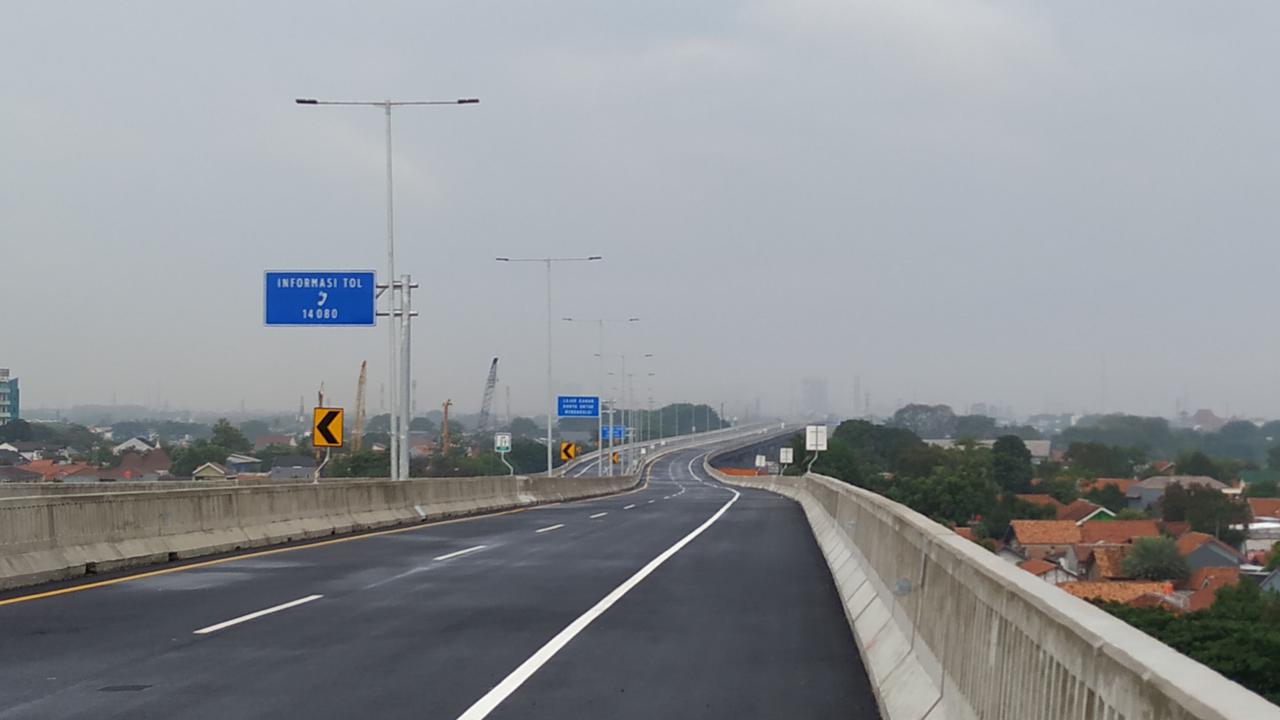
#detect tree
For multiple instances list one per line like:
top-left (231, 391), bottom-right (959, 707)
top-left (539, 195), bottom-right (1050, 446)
top-left (509, 417), bottom-right (541, 438)
top-left (953, 415), bottom-right (997, 440)
top-left (978, 494), bottom-right (1057, 540)
top-left (327, 450), bottom-right (389, 478)
top-left (1247, 478), bottom-right (1279, 499)
top-left (1084, 483), bottom-right (1128, 513)
top-left (409, 416), bottom-right (437, 433)
top-left (892, 448), bottom-right (996, 525)
top-left (1269, 445), bottom-right (1280, 472)
top-left (1122, 537), bottom-right (1190, 582)
top-left (1266, 542), bottom-right (1280, 572)
top-left (1063, 442), bottom-right (1145, 478)
top-left (0, 419), bottom-right (33, 443)
top-left (991, 435), bottom-right (1033, 493)
top-left (1038, 476), bottom-right (1080, 504)
top-left (238, 419), bottom-right (271, 442)
top-left (1161, 483), bottom-right (1250, 546)
top-left (889, 404), bottom-right (956, 439)
top-left (1176, 451), bottom-right (1222, 481)
top-left (1116, 508), bottom-right (1150, 520)
top-left (170, 442), bottom-right (232, 476)
top-left (210, 418), bottom-right (251, 453)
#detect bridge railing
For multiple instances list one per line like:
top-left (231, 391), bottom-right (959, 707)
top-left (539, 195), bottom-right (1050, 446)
top-left (705, 463), bottom-right (1277, 720)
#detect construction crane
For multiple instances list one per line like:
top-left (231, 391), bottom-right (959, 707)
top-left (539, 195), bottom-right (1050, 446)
top-left (441, 399), bottom-right (454, 454)
top-left (477, 357), bottom-right (499, 434)
top-left (352, 361), bottom-right (367, 452)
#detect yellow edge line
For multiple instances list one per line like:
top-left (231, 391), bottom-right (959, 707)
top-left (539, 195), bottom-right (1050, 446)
top-left (0, 507), bottom-right (525, 608)
top-left (1, 469), bottom-right (658, 609)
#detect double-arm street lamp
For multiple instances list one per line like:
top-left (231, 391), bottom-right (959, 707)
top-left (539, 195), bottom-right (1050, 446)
top-left (295, 96), bottom-right (478, 481)
top-left (496, 256), bottom-right (603, 476)
top-left (564, 316), bottom-right (639, 475)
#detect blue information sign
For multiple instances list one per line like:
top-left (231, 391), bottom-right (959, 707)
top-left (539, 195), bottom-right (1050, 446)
top-left (265, 270), bottom-right (376, 327)
top-left (557, 395), bottom-right (600, 418)
top-left (600, 425), bottom-right (626, 440)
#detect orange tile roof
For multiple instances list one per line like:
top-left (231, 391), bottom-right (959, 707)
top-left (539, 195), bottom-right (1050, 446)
top-left (1010, 520), bottom-right (1082, 545)
top-left (1079, 520), bottom-right (1160, 545)
top-left (1079, 477), bottom-right (1137, 494)
top-left (1091, 545), bottom-right (1131, 579)
top-left (1248, 498), bottom-right (1280, 520)
top-left (954, 527), bottom-right (977, 542)
top-left (1058, 581), bottom-right (1173, 604)
top-left (1185, 567), bottom-right (1240, 612)
top-left (1160, 521), bottom-right (1191, 537)
top-left (1174, 531), bottom-right (1243, 561)
top-left (1015, 494), bottom-right (1065, 510)
top-left (1018, 558), bottom-right (1058, 576)
top-left (1058, 499), bottom-right (1105, 522)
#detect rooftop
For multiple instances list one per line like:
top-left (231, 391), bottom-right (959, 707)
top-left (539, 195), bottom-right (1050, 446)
top-left (1129, 475), bottom-right (1226, 494)
top-left (1079, 520), bottom-right (1161, 545)
top-left (1017, 558), bottom-right (1058, 577)
top-left (1247, 498), bottom-right (1280, 521)
top-left (1058, 581), bottom-right (1173, 604)
top-left (1010, 520), bottom-right (1081, 545)
top-left (1091, 545), bottom-right (1131, 580)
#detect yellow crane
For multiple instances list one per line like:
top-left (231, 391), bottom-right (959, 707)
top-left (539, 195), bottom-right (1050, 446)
top-left (352, 361), bottom-right (367, 452)
top-left (442, 399), bottom-right (453, 454)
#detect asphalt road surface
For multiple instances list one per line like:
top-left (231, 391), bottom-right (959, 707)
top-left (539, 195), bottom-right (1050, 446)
top-left (0, 446), bottom-right (879, 719)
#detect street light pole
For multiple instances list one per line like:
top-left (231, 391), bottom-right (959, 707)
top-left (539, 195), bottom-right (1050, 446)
top-left (296, 96), bottom-right (477, 481)
top-left (496, 255), bottom-right (602, 476)
top-left (566, 316), bottom-right (639, 476)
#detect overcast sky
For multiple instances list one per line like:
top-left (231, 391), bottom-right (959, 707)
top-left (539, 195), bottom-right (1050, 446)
top-left (4, 2), bottom-right (1278, 421)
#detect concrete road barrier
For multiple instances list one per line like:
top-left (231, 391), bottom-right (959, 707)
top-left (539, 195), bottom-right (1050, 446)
top-left (704, 460), bottom-right (1278, 720)
top-left (0, 474), bottom-right (634, 591)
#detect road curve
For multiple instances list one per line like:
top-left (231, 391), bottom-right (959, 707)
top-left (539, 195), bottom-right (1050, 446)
top-left (0, 446), bottom-right (878, 719)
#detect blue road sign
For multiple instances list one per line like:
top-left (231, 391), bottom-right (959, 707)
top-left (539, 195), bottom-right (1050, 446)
top-left (557, 395), bottom-right (600, 418)
top-left (600, 425), bottom-right (625, 440)
top-left (265, 271), bottom-right (376, 327)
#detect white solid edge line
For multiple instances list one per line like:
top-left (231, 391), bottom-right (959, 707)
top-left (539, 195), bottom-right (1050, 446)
top-left (193, 594), bottom-right (323, 635)
top-left (535, 524), bottom-right (564, 534)
top-left (647, 500), bottom-right (655, 504)
top-left (435, 545), bottom-right (487, 561)
top-left (455, 485), bottom-right (741, 720)
top-left (623, 504), bottom-right (635, 510)
top-left (589, 512), bottom-right (608, 519)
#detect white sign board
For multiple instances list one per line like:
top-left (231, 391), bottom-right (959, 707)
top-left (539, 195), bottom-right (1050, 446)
top-left (805, 425), bottom-right (828, 452)
top-left (494, 432), bottom-right (512, 453)
top-left (779, 447), bottom-right (794, 464)
top-left (755, 454), bottom-right (767, 468)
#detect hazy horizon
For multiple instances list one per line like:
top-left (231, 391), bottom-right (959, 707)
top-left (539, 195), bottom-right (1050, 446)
top-left (6, 2), bottom-right (1279, 420)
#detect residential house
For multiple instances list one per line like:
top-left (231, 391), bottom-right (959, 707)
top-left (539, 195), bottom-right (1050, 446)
top-left (1159, 520), bottom-right (1192, 538)
top-left (1058, 581), bottom-right (1175, 606)
top-left (1079, 520), bottom-right (1161, 545)
top-left (97, 448), bottom-right (173, 482)
top-left (112, 437), bottom-right (157, 455)
top-left (1058, 499), bottom-right (1116, 524)
top-left (269, 455), bottom-right (316, 481)
top-left (0, 448), bottom-right (25, 466)
top-left (253, 434), bottom-right (296, 451)
top-left (1248, 498), bottom-right (1280, 522)
top-left (225, 453), bottom-right (263, 475)
top-left (1126, 475), bottom-right (1226, 511)
top-left (1261, 569), bottom-right (1280, 595)
top-left (0, 442), bottom-right (58, 462)
top-left (0, 466), bottom-right (41, 482)
top-left (1175, 532), bottom-right (1243, 573)
top-left (926, 438), bottom-right (1051, 462)
top-left (1018, 558), bottom-right (1075, 584)
top-left (1181, 567), bottom-right (1240, 612)
top-left (1015, 494), bottom-right (1065, 514)
top-left (1079, 477), bottom-right (1137, 496)
top-left (1082, 544), bottom-right (1131, 581)
top-left (192, 462), bottom-right (230, 481)
top-left (16, 461), bottom-right (96, 482)
top-left (1005, 520), bottom-right (1081, 562)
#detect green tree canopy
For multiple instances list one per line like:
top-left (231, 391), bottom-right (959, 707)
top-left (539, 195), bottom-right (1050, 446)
top-left (1269, 445), bottom-right (1280, 472)
top-left (1083, 483), bottom-right (1128, 513)
top-left (1161, 483), bottom-right (1250, 546)
top-left (889, 404), bottom-right (956, 439)
top-left (1063, 442), bottom-right (1145, 478)
top-left (509, 417), bottom-right (541, 438)
top-left (210, 418), bottom-right (251, 453)
top-left (1176, 451), bottom-right (1223, 481)
top-left (171, 442), bottom-right (232, 476)
top-left (991, 435), bottom-right (1033, 493)
top-left (1122, 537), bottom-right (1190, 582)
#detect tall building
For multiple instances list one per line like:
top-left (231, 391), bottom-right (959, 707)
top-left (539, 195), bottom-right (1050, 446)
top-left (0, 369), bottom-right (18, 425)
